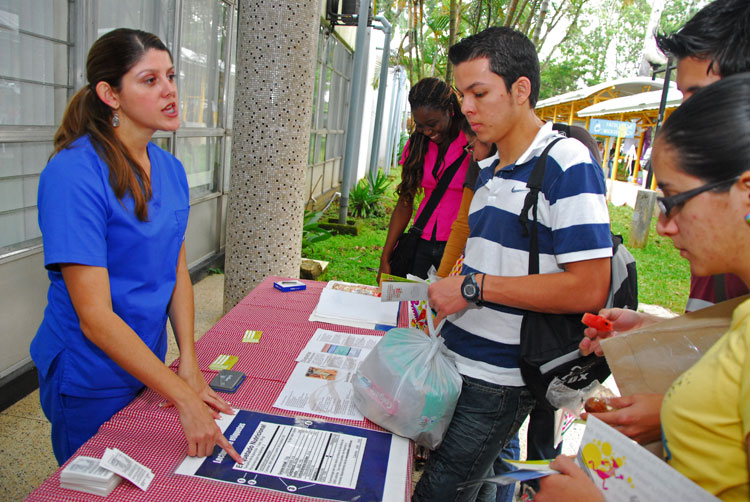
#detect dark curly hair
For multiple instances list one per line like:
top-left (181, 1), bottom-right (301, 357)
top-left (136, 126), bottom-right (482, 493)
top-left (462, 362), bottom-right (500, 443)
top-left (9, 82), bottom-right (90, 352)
top-left (397, 77), bottom-right (465, 200)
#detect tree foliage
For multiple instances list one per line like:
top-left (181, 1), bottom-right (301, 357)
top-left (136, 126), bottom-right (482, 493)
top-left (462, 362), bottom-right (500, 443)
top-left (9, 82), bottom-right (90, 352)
top-left (375, 0), bottom-right (709, 99)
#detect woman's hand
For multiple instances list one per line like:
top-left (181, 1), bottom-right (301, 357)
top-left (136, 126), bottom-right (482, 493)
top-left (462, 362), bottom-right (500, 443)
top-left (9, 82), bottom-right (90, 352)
top-left (579, 308), bottom-right (649, 356)
top-left (175, 394), bottom-right (244, 464)
top-left (535, 455), bottom-right (604, 502)
top-left (582, 393), bottom-right (664, 444)
top-left (377, 261), bottom-right (391, 285)
top-left (178, 363), bottom-right (234, 416)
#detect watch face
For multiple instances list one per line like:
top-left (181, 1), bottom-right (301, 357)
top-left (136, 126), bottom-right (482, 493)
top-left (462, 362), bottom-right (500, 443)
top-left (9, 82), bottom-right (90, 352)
top-left (463, 283), bottom-right (477, 298)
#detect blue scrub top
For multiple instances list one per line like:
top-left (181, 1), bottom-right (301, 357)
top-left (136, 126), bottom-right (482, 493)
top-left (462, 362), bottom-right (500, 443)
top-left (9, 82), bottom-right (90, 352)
top-left (31, 135), bottom-right (189, 398)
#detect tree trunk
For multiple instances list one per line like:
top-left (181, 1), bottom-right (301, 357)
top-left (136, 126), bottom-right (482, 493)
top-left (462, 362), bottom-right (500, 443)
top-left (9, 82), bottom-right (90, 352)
top-left (532, 0), bottom-right (550, 46)
top-left (505, 0), bottom-right (520, 27)
top-left (445, 0), bottom-right (459, 84)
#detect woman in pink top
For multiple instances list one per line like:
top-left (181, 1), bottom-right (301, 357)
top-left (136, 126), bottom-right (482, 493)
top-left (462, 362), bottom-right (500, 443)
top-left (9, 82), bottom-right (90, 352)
top-left (378, 77), bottom-right (470, 280)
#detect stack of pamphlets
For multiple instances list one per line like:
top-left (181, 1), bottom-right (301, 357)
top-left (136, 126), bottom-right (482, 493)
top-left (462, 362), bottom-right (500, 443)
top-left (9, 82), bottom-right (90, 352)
top-left (60, 456), bottom-right (122, 496)
top-left (309, 281), bottom-right (399, 330)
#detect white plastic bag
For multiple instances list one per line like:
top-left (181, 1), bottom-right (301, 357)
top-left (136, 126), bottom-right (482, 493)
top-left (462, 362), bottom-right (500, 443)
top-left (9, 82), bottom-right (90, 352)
top-left (352, 309), bottom-right (462, 449)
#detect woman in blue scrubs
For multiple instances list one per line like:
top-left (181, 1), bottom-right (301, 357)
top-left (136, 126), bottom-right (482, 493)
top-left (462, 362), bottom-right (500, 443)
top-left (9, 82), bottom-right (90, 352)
top-left (32, 28), bottom-right (243, 466)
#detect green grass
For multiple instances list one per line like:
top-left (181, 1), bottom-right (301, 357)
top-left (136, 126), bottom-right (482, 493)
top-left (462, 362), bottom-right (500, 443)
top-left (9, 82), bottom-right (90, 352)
top-left (609, 203), bottom-right (690, 313)
top-left (304, 170), bottom-right (691, 313)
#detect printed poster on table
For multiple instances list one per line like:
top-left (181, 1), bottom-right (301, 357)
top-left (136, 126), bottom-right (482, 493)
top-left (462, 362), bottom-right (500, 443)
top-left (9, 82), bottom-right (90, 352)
top-left (175, 409), bottom-right (409, 502)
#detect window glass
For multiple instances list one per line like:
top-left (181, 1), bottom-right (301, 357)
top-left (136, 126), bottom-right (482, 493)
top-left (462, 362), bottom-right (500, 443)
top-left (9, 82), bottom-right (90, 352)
top-left (176, 136), bottom-right (220, 199)
top-left (0, 1), bottom-right (70, 126)
top-left (179, 0), bottom-right (228, 128)
top-left (0, 141), bottom-right (52, 252)
top-left (95, 0), bottom-right (174, 47)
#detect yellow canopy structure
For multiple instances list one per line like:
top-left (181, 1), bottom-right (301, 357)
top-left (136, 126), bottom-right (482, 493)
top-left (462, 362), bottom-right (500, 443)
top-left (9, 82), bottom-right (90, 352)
top-left (535, 77), bottom-right (680, 189)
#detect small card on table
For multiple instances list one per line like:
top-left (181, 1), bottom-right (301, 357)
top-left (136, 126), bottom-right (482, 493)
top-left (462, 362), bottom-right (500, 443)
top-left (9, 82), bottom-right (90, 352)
top-left (242, 330), bottom-right (262, 343)
top-left (209, 354), bottom-right (238, 371)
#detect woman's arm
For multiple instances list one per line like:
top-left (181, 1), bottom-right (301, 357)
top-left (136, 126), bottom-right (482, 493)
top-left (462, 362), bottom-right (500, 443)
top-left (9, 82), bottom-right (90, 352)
top-left (377, 195), bottom-right (414, 282)
top-left (61, 263), bottom-right (243, 463)
top-left (168, 243), bottom-right (234, 414)
top-left (436, 187), bottom-right (473, 277)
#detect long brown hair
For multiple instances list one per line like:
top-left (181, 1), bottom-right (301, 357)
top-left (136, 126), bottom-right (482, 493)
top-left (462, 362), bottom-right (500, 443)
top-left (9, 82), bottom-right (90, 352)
top-left (397, 77), bottom-right (465, 200)
top-left (53, 28), bottom-right (172, 221)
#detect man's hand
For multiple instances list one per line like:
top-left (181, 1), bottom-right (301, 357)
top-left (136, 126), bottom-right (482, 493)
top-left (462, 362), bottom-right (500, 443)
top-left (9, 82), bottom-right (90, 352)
top-left (535, 456), bottom-right (604, 502)
top-left (583, 393), bottom-right (664, 444)
top-left (427, 275), bottom-right (468, 325)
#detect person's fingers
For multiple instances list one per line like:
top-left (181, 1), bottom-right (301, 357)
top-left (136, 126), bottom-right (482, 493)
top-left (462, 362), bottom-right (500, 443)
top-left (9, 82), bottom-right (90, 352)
top-left (204, 391), bottom-right (233, 415)
top-left (217, 434), bottom-right (245, 464)
top-left (605, 395), bottom-right (635, 408)
top-left (434, 310), bottom-right (447, 326)
top-left (579, 337), bottom-right (593, 355)
top-left (548, 455), bottom-right (577, 475)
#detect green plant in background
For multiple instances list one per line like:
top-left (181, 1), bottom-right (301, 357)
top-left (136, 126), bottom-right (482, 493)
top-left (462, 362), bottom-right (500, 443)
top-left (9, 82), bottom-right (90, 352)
top-left (368, 169), bottom-right (391, 198)
top-left (608, 203), bottom-right (690, 313)
top-left (207, 267), bottom-right (223, 275)
top-left (348, 170), bottom-right (392, 218)
top-left (302, 209), bottom-right (333, 249)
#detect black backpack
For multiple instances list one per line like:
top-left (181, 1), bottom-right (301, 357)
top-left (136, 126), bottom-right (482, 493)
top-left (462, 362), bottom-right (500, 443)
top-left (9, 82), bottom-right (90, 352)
top-left (517, 131), bottom-right (638, 410)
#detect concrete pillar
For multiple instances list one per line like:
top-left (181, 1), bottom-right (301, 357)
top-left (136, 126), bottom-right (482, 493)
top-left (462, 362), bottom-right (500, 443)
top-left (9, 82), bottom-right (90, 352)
top-left (628, 189), bottom-right (657, 248)
top-left (223, 0), bottom-right (321, 312)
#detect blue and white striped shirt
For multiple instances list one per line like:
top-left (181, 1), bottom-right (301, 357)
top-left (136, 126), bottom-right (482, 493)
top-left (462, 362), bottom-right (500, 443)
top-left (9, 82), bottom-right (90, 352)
top-left (442, 122), bottom-right (612, 386)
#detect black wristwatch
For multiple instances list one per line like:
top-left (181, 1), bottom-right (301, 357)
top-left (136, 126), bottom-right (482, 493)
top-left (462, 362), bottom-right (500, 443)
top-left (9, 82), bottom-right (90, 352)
top-left (461, 273), bottom-right (482, 305)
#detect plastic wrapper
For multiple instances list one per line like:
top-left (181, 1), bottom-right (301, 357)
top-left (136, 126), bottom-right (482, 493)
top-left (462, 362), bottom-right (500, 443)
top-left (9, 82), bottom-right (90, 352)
top-left (352, 309), bottom-right (462, 449)
top-left (545, 378), bottom-right (604, 413)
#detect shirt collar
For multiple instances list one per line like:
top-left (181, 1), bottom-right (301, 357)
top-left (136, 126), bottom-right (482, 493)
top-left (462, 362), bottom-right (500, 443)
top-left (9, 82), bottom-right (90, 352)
top-left (513, 121), bottom-right (559, 166)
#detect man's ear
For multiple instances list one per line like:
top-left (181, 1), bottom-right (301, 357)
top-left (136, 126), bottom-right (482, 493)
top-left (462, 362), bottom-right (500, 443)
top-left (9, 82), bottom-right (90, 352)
top-left (512, 76), bottom-right (531, 105)
top-left (95, 81), bottom-right (119, 110)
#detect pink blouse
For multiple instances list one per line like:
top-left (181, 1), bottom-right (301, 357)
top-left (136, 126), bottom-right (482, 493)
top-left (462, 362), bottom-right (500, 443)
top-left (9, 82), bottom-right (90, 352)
top-left (400, 130), bottom-right (470, 241)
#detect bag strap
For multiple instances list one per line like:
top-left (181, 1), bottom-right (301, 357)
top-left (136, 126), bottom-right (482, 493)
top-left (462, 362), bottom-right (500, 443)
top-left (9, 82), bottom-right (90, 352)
top-left (518, 138), bottom-right (564, 275)
top-left (411, 148), bottom-right (469, 234)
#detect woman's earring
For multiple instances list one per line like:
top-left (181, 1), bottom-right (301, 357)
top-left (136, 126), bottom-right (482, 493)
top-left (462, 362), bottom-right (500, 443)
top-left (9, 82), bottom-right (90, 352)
top-left (112, 111), bottom-right (120, 128)
top-left (745, 212), bottom-right (750, 226)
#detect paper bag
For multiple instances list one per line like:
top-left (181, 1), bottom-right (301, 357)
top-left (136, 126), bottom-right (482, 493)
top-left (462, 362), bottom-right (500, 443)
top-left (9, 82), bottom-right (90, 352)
top-left (601, 294), bottom-right (749, 396)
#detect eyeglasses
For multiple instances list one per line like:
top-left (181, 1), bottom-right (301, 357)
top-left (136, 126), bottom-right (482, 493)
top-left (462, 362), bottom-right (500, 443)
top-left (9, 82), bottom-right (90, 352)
top-left (657, 176), bottom-right (739, 217)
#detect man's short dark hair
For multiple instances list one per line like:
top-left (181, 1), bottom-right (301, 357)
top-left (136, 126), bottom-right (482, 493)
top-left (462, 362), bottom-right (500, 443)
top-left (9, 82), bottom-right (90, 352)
top-left (655, 0), bottom-right (750, 77)
top-left (448, 26), bottom-right (540, 107)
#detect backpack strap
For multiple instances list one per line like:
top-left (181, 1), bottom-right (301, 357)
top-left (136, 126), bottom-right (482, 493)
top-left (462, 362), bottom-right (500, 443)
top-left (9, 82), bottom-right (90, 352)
top-left (518, 137), bottom-right (564, 275)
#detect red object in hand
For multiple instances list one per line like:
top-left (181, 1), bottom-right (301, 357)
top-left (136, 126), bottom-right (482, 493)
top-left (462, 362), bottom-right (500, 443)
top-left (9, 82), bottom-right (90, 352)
top-left (581, 313), bottom-right (613, 332)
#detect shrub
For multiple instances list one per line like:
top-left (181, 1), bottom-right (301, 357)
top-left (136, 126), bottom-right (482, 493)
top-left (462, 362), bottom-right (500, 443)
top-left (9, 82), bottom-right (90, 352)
top-left (302, 209), bottom-right (333, 249)
top-left (348, 170), bottom-right (392, 218)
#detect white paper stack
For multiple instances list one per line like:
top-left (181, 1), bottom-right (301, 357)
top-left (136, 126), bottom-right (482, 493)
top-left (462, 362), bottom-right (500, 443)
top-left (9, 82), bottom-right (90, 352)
top-left (99, 447), bottom-right (154, 491)
top-left (60, 456), bottom-right (122, 497)
top-left (309, 281), bottom-right (399, 329)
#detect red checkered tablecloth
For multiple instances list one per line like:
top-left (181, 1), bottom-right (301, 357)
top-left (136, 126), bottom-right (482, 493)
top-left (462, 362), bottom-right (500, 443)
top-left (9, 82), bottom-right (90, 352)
top-left (25, 276), bottom-right (412, 502)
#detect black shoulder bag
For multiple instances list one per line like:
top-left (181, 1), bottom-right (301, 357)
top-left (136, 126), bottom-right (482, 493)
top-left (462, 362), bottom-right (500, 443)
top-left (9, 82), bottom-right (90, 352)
top-left (389, 149), bottom-right (468, 277)
top-left (517, 138), bottom-right (630, 410)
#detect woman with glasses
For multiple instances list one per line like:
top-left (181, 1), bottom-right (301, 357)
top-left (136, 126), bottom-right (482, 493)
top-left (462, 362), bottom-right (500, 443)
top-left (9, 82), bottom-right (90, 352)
top-left (536, 73), bottom-right (750, 502)
top-left (377, 77), bottom-right (471, 281)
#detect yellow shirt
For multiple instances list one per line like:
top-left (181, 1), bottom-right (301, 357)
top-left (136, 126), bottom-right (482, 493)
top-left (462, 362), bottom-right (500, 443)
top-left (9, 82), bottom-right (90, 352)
top-left (661, 298), bottom-right (750, 501)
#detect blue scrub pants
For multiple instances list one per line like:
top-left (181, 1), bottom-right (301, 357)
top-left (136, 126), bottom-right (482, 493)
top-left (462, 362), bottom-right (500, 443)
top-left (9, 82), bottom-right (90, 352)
top-left (38, 356), bottom-right (140, 465)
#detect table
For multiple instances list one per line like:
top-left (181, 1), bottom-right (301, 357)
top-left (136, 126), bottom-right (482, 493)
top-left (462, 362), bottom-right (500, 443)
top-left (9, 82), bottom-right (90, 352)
top-left (26, 276), bottom-right (412, 502)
